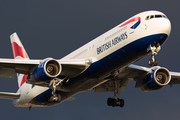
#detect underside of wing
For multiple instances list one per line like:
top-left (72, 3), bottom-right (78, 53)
top-left (94, 64), bottom-right (150, 93)
top-left (94, 64), bottom-right (180, 94)
top-left (57, 59), bottom-right (92, 77)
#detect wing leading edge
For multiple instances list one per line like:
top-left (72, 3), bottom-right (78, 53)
top-left (0, 92), bottom-right (20, 99)
top-left (0, 58), bottom-right (91, 79)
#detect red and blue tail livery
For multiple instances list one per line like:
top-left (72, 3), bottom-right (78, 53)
top-left (11, 42), bottom-right (28, 59)
top-left (10, 33), bottom-right (29, 59)
top-left (10, 33), bottom-right (29, 87)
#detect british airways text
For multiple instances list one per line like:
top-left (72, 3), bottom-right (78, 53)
top-left (97, 32), bottom-right (128, 55)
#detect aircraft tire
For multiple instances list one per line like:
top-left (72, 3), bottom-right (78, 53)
top-left (119, 99), bottom-right (124, 107)
top-left (154, 59), bottom-right (158, 66)
top-left (112, 99), bottom-right (117, 107)
top-left (107, 98), bottom-right (112, 106)
top-left (149, 59), bottom-right (153, 66)
top-left (56, 94), bottom-right (61, 103)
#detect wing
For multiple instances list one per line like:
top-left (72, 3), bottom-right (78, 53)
top-left (168, 72), bottom-right (180, 86)
top-left (0, 58), bottom-right (91, 79)
top-left (94, 64), bottom-right (149, 94)
top-left (0, 92), bottom-right (20, 99)
top-left (94, 64), bottom-right (180, 94)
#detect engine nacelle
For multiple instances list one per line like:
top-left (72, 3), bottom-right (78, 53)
top-left (141, 67), bottom-right (171, 92)
top-left (31, 59), bottom-right (62, 84)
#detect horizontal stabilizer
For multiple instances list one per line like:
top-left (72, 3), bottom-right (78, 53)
top-left (0, 92), bottom-right (20, 99)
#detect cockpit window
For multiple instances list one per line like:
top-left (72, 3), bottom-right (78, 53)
top-left (145, 14), bottom-right (167, 20)
top-left (162, 15), bottom-right (167, 18)
top-left (155, 15), bottom-right (162, 18)
top-left (145, 16), bottom-right (149, 20)
top-left (150, 15), bottom-right (154, 19)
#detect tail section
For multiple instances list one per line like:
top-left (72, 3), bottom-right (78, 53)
top-left (10, 32), bottom-right (29, 59)
top-left (10, 32), bottom-right (29, 87)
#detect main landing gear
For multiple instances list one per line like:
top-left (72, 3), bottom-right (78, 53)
top-left (147, 45), bottom-right (161, 66)
top-left (107, 97), bottom-right (124, 107)
top-left (48, 78), bottom-right (63, 102)
top-left (107, 79), bottom-right (124, 107)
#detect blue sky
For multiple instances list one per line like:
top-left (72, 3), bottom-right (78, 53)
top-left (0, 0), bottom-right (180, 120)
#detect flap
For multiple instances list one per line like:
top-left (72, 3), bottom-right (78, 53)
top-left (0, 67), bottom-right (15, 79)
top-left (114, 64), bottom-right (150, 80)
top-left (58, 59), bottom-right (91, 77)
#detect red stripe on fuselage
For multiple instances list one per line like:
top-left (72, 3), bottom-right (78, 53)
top-left (11, 42), bottom-right (28, 59)
top-left (119, 17), bottom-right (141, 27)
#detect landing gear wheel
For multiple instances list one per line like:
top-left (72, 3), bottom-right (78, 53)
top-left (112, 99), bottom-right (117, 107)
top-left (153, 59), bottom-right (158, 66)
top-left (148, 59), bottom-right (158, 66)
top-left (56, 94), bottom-right (61, 103)
top-left (49, 94), bottom-right (61, 102)
top-left (107, 98), bottom-right (112, 106)
top-left (107, 98), bottom-right (124, 107)
top-left (119, 99), bottom-right (124, 107)
top-left (149, 59), bottom-right (153, 66)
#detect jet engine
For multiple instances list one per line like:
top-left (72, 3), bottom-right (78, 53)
top-left (31, 58), bottom-right (62, 84)
top-left (141, 67), bottom-right (171, 92)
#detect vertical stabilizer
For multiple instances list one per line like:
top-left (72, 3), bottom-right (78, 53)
top-left (10, 32), bottom-right (29, 87)
top-left (10, 32), bottom-right (29, 59)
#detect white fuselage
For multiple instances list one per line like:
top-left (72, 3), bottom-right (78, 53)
top-left (13, 10), bottom-right (171, 107)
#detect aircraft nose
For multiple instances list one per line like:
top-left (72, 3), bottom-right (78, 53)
top-left (159, 18), bottom-right (171, 36)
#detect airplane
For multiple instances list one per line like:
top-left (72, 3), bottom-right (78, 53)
top-left (0, 10), bottom-right (179, 109)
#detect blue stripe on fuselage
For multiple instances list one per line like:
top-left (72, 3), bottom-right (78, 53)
top-left (30, 33), bottom-right (168, 106)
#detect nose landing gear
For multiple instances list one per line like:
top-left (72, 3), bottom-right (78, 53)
top-left (149, 57), bottom-right (158, 66)
top-left (147, 45), bottom-right (161, 66)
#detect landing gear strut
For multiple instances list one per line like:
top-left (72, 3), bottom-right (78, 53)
top-left (48, 78), bottom-right (63, 102)
top-left (107, 79), bottom-right (124, 107)
top-left (147, 45), bottom-right (161, 66)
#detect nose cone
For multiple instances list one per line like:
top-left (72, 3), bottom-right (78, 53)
top-left (159, 18), bottom-right (171, 36)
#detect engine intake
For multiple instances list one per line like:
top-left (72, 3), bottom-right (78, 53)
top-left (141, 67), bottom-right (171, 92)
top-left (31, 59), bottom-right (61, 84)
top-left (45, 60), bottom-right (61, 77)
